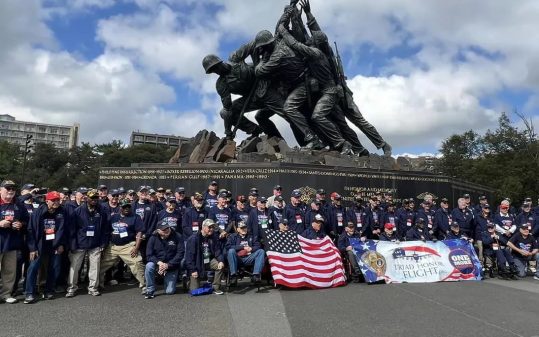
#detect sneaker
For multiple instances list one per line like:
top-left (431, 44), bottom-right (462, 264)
top-left (140, 286), bottom-right (147, 295)
top-left (213, 289), bottom-right (224, 295)
top-left (23, 296), bottom-right (36, 304)
top-left (533, 276), bottom-right (539, 281)
top-left (109, 280), bottom-right (119, 286)
top-left (88, 290), bottom-right (101, 296)
top-left (144, 292), bottom-right (155, 299)
top-left (5, 297), bottom-right (18, 304)
top-left (42, 293), bottom-right (54, 300)
top-left (65, 291), bottom-right (76, 298)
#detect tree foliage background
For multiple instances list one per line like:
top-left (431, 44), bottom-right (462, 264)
top-left (436, 112), bottom-right (539, 204)
top-left (1, 111), bottom-right (537, 204)
top-left (0, 141), bottom-right (175, 189)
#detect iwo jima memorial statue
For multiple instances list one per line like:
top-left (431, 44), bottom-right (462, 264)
top-left (99, 0), bottom-right (494, 202)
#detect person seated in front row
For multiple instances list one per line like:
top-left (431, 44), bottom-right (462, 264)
top-left (482, 222), bottom-right (517, 279)
top-left (338, 222), bottom-right (362, 282)
top-left (185, 219), bottom-right (225, 295)
top-left (406, 218), bottom-right (434, 242)
top-left (379, 223), bottom-right (400, 242)
top-left (144, 221), bottom-right (185, 299)
top-left (507, 223), bottom-right (539, 279)
top-left (225, 221), bottom-right (265, 286)
top-left (301, 214), bottom-right (327, 240)
top-left (446, 222), bottom-right (474, 244)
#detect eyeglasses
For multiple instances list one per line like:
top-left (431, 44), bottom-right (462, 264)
top-left (4, 187), bottom-right (15, 191)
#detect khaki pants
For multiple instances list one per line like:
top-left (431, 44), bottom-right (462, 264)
top-left (189, 258), bottom-right (223, 291)
top-left (99, 242), bottom-right (145, 288)
top-left (0, 250), bottom-right (17, 299)
top-left (475, 240), bottom-right (484, 266)
top-left (68, 248), bottom-right (102, 293)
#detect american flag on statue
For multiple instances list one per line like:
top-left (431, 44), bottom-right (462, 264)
top-left (265, 230), bottom-right (346, 289)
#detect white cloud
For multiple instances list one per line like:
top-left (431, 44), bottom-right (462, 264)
top-left (1, 0), bottom-right (538, 154)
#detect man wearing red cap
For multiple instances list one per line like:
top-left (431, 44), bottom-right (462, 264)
top-left (379, 223), bottom-right (399, 242)
top-left (24, 191), bottom-right (66, 303)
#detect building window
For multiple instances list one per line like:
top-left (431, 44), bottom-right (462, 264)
top-left (146, 136), bottom-right (156, 142)
top-left (38, 126), bottom-right (47, 133)
top-left (133, 135), bottom-right (144, 142)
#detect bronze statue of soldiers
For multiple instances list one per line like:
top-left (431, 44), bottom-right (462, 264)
top-left (301, 0), bottom-right (392, 156)
top-left (277, 7), bottom-right (353, 155)
top-left (202, 54), bottom-right (263, 139)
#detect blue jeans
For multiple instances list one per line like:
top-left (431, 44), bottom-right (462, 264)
top-left (25, 252), bottom-right (62, 296)
top-left (513, 255), bottom-right (539, 278)
top-left (145, 262), bottom-right (179, 295)
top-left (227, 249), bottom-right (265, 275)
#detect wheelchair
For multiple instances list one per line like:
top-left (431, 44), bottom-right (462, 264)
top-left (341, 251), bottom-right (362, 283)
top-left (484, 249), bottom-right (518, 280)
top-left (223, 258), bottom-right (272, 292)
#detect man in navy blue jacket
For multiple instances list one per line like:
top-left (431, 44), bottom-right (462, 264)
top-left (182, 193), bottom-right (208, 238)
top-left (225, 221), bottom-right (265, 286)
top-left (283, 190), bottom-right (306, 235)
top-left (301, 214), bottom-right (327, 240)
top-left (185, 219), bottom-right (225, 294)
top-left (66, 189), bottom-right (108, 297)
top-left (24, 191), bottom-right (66, 303)
top-left (144, 221), bottom-right (185, 298)
top-left (338, 222), bottom-right (362, 281)
top-left (0, 180), bottom-right (30, 304)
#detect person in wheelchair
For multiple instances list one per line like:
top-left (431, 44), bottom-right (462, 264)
top-left (225, 221), bottom-right (265, 286)
top-left (338, 222), bottom-right (362, 282)
top-left (446, 222), bottom-right (473, 243)
top-left (482, 222), bottom-right (517, 279)
top-left (379, 223), bottom-right (400, 242)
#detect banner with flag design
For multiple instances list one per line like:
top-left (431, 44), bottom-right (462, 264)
top-left (265, 230), bottom-right (346, 289)
top-left (351, 239), bottom-right (482, 284)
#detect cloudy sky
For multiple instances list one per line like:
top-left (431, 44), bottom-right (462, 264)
top-left (1, 0), bottom-right (538, 155)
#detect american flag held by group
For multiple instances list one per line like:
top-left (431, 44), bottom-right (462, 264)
top-left (0, 179), bottom-right (538, 304)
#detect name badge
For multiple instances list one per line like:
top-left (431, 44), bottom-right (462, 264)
top-left (407, 221), bottom-right (412, 227)
top-left (204, 258), bottom-right (210, 264)
top-left (192, 222), bottom-right (199, 232)
top-left (337, 213), bottom-right (343, 227)
top-left (119, 226), bottom-right (128, 238)
top-left (260, 217), bottom-right (268, 229)
top-left (45, 228), bottom-right (55, 241)
top-left (492, 243), bottom-right (499, 251)
top-left (295, 215), bottom-right (302, 224)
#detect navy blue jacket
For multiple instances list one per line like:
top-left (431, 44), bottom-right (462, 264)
top-left (301, 227), bottom-right (326, 240)
top-left (416, 209), bottom-right (436, 233)
top-left (405, 227), bottom-right (433, 241)
top-left (305, 208), bottom-right (325, 230)
top-left (268, 206), bottom-right (285, 230)
top-left (379, 231), bottom-right (400, 242)
top-left (27, 204), bottom-right (67, 253)
top-left (247, 208), bottom-right (270, 240)
top-left (133, 201), bottom-right (157, 238)
top-left (346, 206), bottom-right (366, 233)
top-left (102, 202), bottom-right (121, 219)
top-left (364, 206), bottom-right (384, 238)
top-left (446, 230), bottom-right (468, 240)
top-left (434, 207), bottom-right (452, 239)
top-left (182, 206), bottom-right (208, 238)
top-left (397, 208), bottom-right (416, 239)
top-left (0, 198), bottom-right (30, 252)
top-left (69, 203), bottom-right (108, 251)
top-left (284, 203), bottom-right (306, 234)
top-left (327, 204), bottom-right (348, 235)
top-left (451, 208), bottom-right (475, 235)
top-left (146, 230), bottom-right (185, 270)
top-left (225, 233), bottom-right (261, 253)
top-left (474, 215), bottom-right (493, 240)
top-left (185, 232), bottom-right (224, 274)
top-left (203, 192), bottom-right (218, 209)
top-left (337, 231), bottom-right (361, 253)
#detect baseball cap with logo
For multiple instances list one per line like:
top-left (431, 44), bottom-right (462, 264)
top-left (291, 189), bottom-right (302, 198)
top-left (87, 189), bottom-right (99, 199)
top-left (314, 214), bottom-right (325, 223)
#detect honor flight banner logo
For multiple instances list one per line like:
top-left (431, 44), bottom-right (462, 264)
top-left (351, 239), bottom-right (482, 283)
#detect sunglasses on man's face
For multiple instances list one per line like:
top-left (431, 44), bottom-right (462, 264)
top-left (4, 187), bottom-right (15, 191)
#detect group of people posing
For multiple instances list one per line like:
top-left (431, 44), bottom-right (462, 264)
top-left (1, 179), bottom-right (538, 305)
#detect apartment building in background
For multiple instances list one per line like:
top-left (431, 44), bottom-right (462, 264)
top-left (0, 114), bottom-right (79, 149)
top-left (130, 131), bottom-right (189, 148)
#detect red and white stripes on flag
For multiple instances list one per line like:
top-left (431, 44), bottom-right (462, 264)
top-left (267, 234), bottom-right (346, 289)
